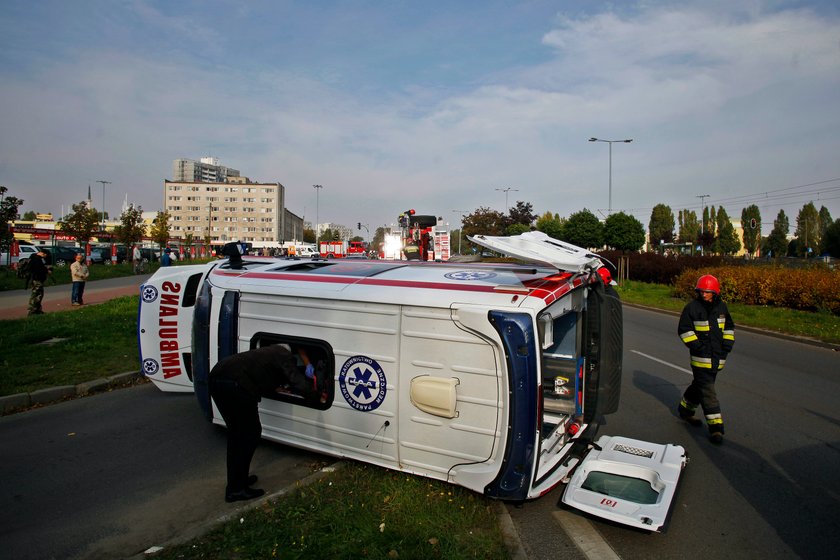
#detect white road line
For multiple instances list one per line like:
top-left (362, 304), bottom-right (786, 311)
top-left (631, 350), bottom-right (692, 376)
top-left (552, 510), bottom-right (621, 560)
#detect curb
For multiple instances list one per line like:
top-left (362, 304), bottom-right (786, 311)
top-left (0, 371), bottom-right (142, 415)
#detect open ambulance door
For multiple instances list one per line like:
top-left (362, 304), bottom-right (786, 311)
top-left (562, 436), bottom-right (687, 532)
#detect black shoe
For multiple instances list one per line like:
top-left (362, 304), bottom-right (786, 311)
top-left (225, 487), bottom-right (265, 503)
top-left (709, 432), bottom-right (724, 445)
top-left (677, 405), bottom-right (702, 426)
top-left (247, 474), bottom-right (258, 486)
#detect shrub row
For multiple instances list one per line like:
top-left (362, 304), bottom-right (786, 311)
top-left (673, 266), bottom-right (840, 314)
top-left (599, 251), bottom-right (724, 285)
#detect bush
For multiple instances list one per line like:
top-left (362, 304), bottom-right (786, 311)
top-left (673, 265), bottom-right (840, 314)
top-left (600, 251), bottom-right (723, 285)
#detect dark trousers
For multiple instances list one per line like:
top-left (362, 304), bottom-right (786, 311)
top-left (71, 281), bottom-right (85, 304)
top-left (209, 378), bottom-right (262, 493)
top-left (683, 363), bottom-right (723, 433)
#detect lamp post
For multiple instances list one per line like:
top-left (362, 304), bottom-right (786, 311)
top-left (588, 138), bottom-right (632, 214)
top-left (452, 209), bottom-right (468, 255)
top-left (313, 184), bottom-right (323, 247)
top-left (495, 187), bottom-right (518, 213)
top-left (696, 194), bottom-right (710, 256)
top-left (96, 180), bottom-right (111, 232)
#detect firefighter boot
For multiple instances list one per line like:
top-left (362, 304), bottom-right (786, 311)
top-left (707, 415), bottom-right (724, 445)
top-left (678, 400), bottom-right (702, 427)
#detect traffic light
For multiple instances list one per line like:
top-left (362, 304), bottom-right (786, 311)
top-left (358, 222), bottom-right (361, 230)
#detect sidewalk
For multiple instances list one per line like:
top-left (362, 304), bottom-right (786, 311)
top-left (0, 274), bottom-right (148, 320)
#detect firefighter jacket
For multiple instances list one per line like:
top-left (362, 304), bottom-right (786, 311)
top-left (678, 296), bottom-right (735, 370)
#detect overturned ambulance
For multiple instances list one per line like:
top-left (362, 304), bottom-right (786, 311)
top-left (138, 231), bottom-right (686, 531)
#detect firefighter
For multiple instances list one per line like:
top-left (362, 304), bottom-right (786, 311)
top-left (677, 274), bottom-right (735, 444)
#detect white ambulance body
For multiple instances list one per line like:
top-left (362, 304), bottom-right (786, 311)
top-left (137, 232), bottom-right (685, 531)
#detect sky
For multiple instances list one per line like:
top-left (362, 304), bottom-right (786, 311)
top-left (1, 0), bottom-right (839, 238)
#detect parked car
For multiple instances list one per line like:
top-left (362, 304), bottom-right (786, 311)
top-left (0, 245), bottom-right (38, 267)
top-left (42, 246), bottom-right (83, 267)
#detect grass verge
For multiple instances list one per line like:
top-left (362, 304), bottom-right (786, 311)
top-left (151, 462), bottom-right (508, 560)
top-left (616, 280), bottom-right (840, 344)
top-left (0, 295), bottom-right (140, 395)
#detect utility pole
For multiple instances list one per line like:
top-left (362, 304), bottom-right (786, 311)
top-left (452, 210), bottom-right (468, 255)
top-left (313, 185), bottom-right (323, 248)
top-left (96, 180), bottom-right (111, 233)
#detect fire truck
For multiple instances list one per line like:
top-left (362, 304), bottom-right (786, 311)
top-left (398, 209), bottom-right (450, 261)
top-left (319, 240), bottom-right (367, 258)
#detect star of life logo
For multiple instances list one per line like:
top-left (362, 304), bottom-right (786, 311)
top-left (339, 355), bottom-right (387, 411)
top-left (141, 285), bottom-right (159, 303)
top-left (142, 359), bottom-right (159, 376)
top-left (444, 271), bottom-right (497, 281)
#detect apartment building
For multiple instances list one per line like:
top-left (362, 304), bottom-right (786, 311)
top-left (164, 180), bottom-right (305, 246)
top-left (172, 157), bottom-right (240, 183)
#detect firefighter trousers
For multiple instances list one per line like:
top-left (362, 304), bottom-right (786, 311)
top-left (682, 362), bottom-right (724, 435)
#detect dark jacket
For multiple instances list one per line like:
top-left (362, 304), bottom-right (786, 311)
top-left (678, 295), bottom-right (735, 365)
top-left (209, 345), bottom-right (313, 400)
top-left (29, 253), bottom-right (50, 283)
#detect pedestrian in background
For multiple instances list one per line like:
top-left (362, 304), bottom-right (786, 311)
top-left (27, 249), bottom-right (52, 316)
top-left (677, 274), bottom-right (735, 444)
top-left (160, 247), bottom-right (173, 267)
top-left (70, 253), bottom-right (89, 306)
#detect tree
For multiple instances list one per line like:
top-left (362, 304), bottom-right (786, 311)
top-left (648, 204), bottom-right (675, 250)
top-left (794, 202), bottom-right (820, 256)
top-left (714, 206), bottom-right (741, 256)
top-left (824, 219), bottom-right (840, 258)
top-left (562, 209), bottom-right (603, 249)
top-left (22, 210), bottom-right (37, 221)
top-left (604, 212), bottom-right (645, 252)
top-left (766, 209), bottom-right (790, 258)
top-left (462, 207), bottom-right (506, 249)
top-left (536, 211), bottom-right (565, 240)
top-left (818, 206), bottom-right (833, 254)
top-left (57, 201), bottom-right (100, 246)
top-left (111, 204), bottom-right (146, 249)
top-left (740, 205), bottom-right (762, 257)
top-left (677, 209), bottom-right (700, 253)
top-left (149, 211), bottom-right (172, 249)
top-left (303, 227), bottom-right (315, 243)
top-left (506, 201), bottom-right (537, 230)
top-left (1, 186), bottom-right (25, 257)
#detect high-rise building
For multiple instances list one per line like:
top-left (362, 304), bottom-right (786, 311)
top-left (164, 157), bottom-right (303, 247)
top-left (172, 157), bottom-right (241, 183)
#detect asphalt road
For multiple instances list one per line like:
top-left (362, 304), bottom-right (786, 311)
top-left (507, 305), bottom-right (840, 560)
top-left (0, 384), bottom-right (327, 559)
top-left (1, 303), bottom-right (838, 559)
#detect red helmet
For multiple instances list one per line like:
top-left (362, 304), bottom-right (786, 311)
top-left (597, 267), bottom-right (613, 285)
top-left (695, 274), bottom-right (720, 295)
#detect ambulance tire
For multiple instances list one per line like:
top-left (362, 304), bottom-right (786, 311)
top-left (583, 284), bottom-right (623, 423)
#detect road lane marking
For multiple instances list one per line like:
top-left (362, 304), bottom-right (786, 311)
top-left (631, 350), bottom-right (692, 376)
top-left (552, 510), bottom-right (622, 559)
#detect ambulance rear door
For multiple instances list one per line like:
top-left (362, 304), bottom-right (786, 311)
top-left (561, 435), bottom-right (687, 532)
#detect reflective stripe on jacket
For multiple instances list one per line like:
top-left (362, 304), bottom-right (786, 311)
top-left (678, 296), bottom-right (735, 362)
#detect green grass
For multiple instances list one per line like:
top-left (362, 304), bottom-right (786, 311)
top-left (0, 295), bottom-right (140, 395)
top-left (616, 280), bottom-right (840, 344)
top-left (151, 462), bottom-right (508, 560)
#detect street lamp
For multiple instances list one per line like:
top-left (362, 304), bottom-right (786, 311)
top-left (495, 187), bottom-right (518, 213)
top-left (96, 180), bottom-right (111, 232)
top-left (588, 138), bottom-right (632, 214)
top-left (696, 194), bottom-right (710, 256)
top-left (313, 184), bottom-right (323, 247)
top-left (452, 210), bottom-right (468, 254)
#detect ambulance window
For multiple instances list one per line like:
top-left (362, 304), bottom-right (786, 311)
top-left (249, 333), bottom-right (334, 411)
top-left (581, 472), bottom-right (660, 505)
